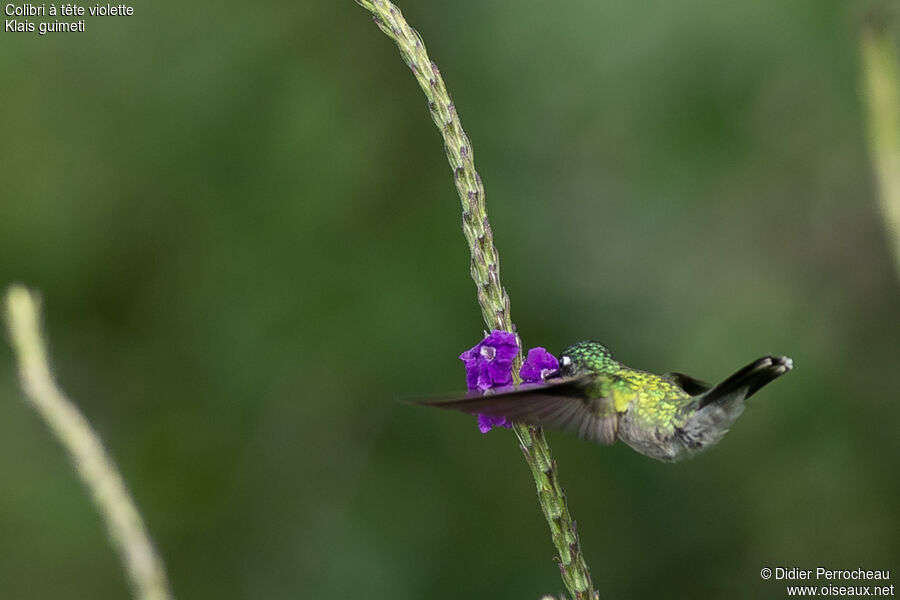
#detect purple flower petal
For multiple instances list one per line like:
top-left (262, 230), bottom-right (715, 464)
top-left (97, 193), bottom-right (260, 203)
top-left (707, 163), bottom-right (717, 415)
top-left (519, 347), bottom-right (559, 383)
top-left (477, 414), bottom-right (512, 434)
top-left (459, 330), bottom-right (520, 391)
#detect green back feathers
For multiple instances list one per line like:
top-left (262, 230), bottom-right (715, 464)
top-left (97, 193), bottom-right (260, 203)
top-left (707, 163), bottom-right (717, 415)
top-left (562, 341), bottom-right (690, 419)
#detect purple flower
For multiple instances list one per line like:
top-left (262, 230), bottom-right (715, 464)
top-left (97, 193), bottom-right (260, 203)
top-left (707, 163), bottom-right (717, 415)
top-left (519, 347), bottom-right (559, 383)
top-left (459, 330), bottom-right (520, 392)
top-left (459, 333), bottom-right (560, 434)
top-left (477, 414), bottom-right (512, 433)
top-left (459, 330), bottom-right (520, 434)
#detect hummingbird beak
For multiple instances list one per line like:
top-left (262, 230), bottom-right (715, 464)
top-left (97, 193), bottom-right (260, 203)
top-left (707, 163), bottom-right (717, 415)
top-left (543, 355), bottom-right (573, 381)
top-left (544, 368), bottom-right (565, 381)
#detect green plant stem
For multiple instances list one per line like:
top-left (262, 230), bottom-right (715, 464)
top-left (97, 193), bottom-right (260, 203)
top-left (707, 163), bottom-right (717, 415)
top-left (4, 285), bottom-right (173, 600)
top-left (355, 2), bottom-right (599, 598)
top-left (861, 12), bottom-right (900, 281)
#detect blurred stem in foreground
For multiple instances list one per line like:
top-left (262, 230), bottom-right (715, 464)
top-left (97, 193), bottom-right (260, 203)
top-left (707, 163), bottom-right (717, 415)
top-left (4, 285), bottom-right (173, 600)
top-left (354, 2), bottom-right (598, 598)
top-left (861, 10), bottom-right (900, 281)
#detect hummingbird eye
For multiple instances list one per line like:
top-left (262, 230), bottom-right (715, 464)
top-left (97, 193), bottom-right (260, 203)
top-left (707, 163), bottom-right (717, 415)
top-left (559, 355), bottom-right (573, 374)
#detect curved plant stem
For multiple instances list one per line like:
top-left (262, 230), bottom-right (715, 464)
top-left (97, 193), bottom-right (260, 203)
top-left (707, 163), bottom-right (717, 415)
top-left (861, 10), bottom-right (900, 281)
top-left (355, 2), bottom-right (599, 598)
top-left (4, 285), bottom-right (174, 600)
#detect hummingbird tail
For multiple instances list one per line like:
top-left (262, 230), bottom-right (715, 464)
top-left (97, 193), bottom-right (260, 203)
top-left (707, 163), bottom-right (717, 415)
top-left (698, 355), bottom-right (793, 409)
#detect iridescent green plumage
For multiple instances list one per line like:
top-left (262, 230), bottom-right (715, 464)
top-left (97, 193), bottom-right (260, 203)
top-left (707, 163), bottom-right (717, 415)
top-left (419, 340), bottom-right (793, 462)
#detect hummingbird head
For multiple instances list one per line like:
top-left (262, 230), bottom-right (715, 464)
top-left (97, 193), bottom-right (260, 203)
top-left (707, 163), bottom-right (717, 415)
top-left (556, 340), bottom-right (617, 376)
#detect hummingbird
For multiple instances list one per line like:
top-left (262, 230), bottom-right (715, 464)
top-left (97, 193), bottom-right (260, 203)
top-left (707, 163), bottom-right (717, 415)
top-left (417, 341), bottom-right (793, 462)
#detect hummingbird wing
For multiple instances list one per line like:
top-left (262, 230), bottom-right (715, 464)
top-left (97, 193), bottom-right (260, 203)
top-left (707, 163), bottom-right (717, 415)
top-left (413, 376), bottom-right (620, 445)
top-left (698, 355), bottom-right (793, 409)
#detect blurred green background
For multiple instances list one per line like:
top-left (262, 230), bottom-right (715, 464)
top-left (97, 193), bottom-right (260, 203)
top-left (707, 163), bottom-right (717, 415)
top-left (1, 1), bottom-right (898, 598)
